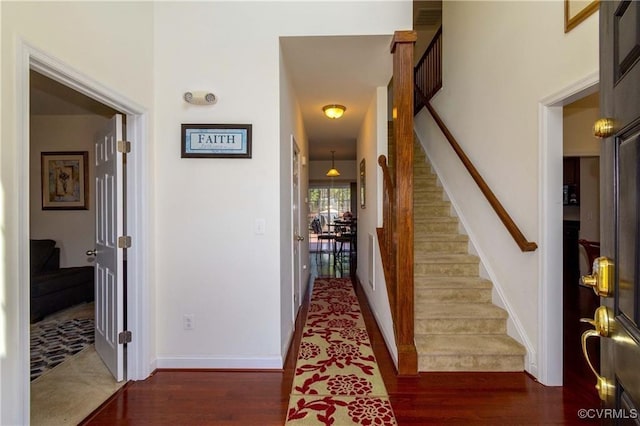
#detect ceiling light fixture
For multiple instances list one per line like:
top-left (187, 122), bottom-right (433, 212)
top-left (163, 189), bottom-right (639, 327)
top-left (326, 150), bottom-right (340, 177)
top-left (322, 104), bottom-right (346, 119)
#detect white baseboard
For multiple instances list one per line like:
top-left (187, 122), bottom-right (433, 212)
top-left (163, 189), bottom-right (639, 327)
top-left (155, 356), bottom-right (283, 369)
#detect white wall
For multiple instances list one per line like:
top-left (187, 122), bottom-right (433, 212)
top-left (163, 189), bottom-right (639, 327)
top-left (562, 92), bottom-right (600, 274)
top-left (279, 40), bottom-right (311, 355)
top-left (357, 87), bottom-right (398, 365)
top-left (1, 2), bottom-right (155, 424)
top-left (578, 157), bottom-right (599, 275)
top-left (30, 115), bottom-right (108, 267)
top-left (2, 1), bottom-right (411, 422)
top-left (152, 1), bottom-right (411, 369)
top-left (563, 92), bottom-right (600, 157)
top-left (414, 0), bottom-right (598, 378)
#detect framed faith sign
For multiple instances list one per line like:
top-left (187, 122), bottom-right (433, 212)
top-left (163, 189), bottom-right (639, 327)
top-left (181, 124), bottom-right (252, 158)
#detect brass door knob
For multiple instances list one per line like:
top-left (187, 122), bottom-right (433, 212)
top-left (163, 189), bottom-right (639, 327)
top-left (593, 117), bottom-right (616, 138)
top-left (580, 306), bottom-right (614, 337)
top-left (86, 249), bottom-right (97, 256)
top-left (581, 256), bottom-right (614, 297)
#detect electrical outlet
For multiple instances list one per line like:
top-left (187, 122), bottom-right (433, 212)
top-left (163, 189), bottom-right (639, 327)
top-left (183, 314), bottom-right (195, 330)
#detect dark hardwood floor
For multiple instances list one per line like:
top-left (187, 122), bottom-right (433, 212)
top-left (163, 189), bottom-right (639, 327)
top-left (82, 253), bottom-right (600, 425)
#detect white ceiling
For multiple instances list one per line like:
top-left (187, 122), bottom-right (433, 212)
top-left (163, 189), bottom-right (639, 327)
top-left (30, 71), bottom-right (117, 117)
top-left (281, 35), bottom-right (394, 161)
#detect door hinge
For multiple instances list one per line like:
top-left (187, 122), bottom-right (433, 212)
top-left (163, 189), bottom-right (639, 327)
top-left (118, 236), bottom-right (132, 248)
top-left (117, 140), bottom-right (131, 153)
top-left (118, 330), bottom-right (132, 344)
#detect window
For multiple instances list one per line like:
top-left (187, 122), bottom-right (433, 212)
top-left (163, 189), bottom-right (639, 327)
top-left (308, 183), bottom-right (352, 232)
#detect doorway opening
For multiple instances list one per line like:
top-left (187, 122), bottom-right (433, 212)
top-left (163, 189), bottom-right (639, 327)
top-left (561, 92), bottom-right (600, 402)
top-left (308, 183), bottom-right (356, 278)
top-left (17, 42), bottom-right (151, 423)
top-left (538, 71), bottom-right (598, 387)
top-left (29, 70), bottom-right (127, 424)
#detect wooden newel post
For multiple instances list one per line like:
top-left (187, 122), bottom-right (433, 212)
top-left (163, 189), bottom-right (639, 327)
top-left (391, 30), bottom-right (418, 376)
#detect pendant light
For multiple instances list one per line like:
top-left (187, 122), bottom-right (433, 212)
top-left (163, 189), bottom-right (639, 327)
top-left (326, 150), bottom-right (340, 177)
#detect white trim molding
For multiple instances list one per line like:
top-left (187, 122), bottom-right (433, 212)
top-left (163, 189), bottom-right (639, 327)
top-left (16, 40), bottom-right (152, 424)
top-left (537, 70), bottom-right (598, 386)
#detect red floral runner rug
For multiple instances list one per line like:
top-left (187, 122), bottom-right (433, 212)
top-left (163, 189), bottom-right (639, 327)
top-left (285, 278), bottom-right (397, 425)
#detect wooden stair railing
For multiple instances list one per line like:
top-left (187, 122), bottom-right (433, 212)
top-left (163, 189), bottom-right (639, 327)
top-left (377, 154), bottom-right (396, 335)
top-left (414, 26), bottom-right (442, 112)
top-left (414, 27), bottom-right (538, 253)
top-left (376, 30), bottom-right (418, 376)
top-left (424, 104), bottom-right (538, 252)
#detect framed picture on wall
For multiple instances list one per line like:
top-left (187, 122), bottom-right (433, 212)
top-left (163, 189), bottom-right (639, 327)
top-left (181, 124), bottom-right (252, 158)
top-left (564, 0), bottom-right (599, 33)
top-left (360, 158), bottom-right (366, 209)
top-left (41, 151), bottom-right (89, 210)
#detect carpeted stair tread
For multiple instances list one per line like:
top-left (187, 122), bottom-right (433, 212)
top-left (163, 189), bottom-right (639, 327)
top-left (415, 303), bottom-right (508, 319)
top-left (413, 200), bottom-right (450, 207)
top-left (414, 253), bottom-right (479, 264)
top-left (414, 233), bottom-right (468, 242)
top-left (414, 216), bottom-right (459, 225)
top-left (412, 140), bottom-right (525, 373)
top-left (415, 334), bottom-right (525, 356)
top-left (414, 241), bottom-right (469, 255)
top-left (414, 276), bottom-right (493, 289)
top-left (415, 278), bottom-right (493, 304)
top-left (414, 183), bottom-right (439, 192)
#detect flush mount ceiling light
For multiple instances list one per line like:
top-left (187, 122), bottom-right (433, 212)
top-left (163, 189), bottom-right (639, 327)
top-left (326, 150), bottom-right (340, 177)
top-left (322, 104), bottom-right (346, 119)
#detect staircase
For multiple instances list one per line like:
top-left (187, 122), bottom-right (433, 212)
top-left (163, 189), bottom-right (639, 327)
top-left (412, 141), bottom-right (526, 371)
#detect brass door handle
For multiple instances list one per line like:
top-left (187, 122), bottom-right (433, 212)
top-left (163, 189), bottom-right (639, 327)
top-left (581, 329), bottom-right (615, 401)
top-left (86, 249), bottom-right (97, 256)
top-left (580, 306), bottom-right (615, 401)
top-left (581, 256), bottom-right (614, 297)
top-left (296, 235), bottom-right (305, 242)
top-left (593, 117), bottom-right (616, 138)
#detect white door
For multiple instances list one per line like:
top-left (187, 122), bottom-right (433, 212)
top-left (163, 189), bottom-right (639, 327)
top-left (292, 137), bottom-right (303, 320)
top-left (94, 114), bottom-right (124, 381)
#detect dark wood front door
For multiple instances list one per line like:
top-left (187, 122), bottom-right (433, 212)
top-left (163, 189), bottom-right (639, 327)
top-left (591, 0), bottom-right (640, 422)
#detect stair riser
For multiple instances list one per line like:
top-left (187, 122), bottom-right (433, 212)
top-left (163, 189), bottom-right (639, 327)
top-left (414, 222), bottom-right (459, 233)
top-left (415, 263), bottom-right (479, 277)
top-left (418, 355), bottom-right (523, 372)
top-left (414, 241), bottom-right (468, 253)
top-left (415, 288), bottom-right (492, 303)
top-left (414, 205), bottom-right (451, 217)
top-left (414, 192), bottom-right (444, 202)
top-left (414, 318), bottom-right (506, 334)
top-left (413, 175), bottom-right (438, 186)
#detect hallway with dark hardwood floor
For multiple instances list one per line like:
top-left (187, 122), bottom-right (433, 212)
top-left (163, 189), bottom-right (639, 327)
top-left (82, 254), bottom-right (600, 425)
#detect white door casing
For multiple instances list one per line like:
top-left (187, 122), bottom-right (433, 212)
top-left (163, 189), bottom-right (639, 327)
top-left (292, 136), bottom-right (302, 321)
top-left (94, 114), bottom-right (125, 381)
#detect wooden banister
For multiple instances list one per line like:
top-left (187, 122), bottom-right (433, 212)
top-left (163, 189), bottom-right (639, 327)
top-left (377, 155), bottom-right (396, 330)
top-left (389, 31), bottom-right (418, 376)
top-left (414, 26), bottom-right (537, 253)
top-left (424, 103), bottom-right (538, 252)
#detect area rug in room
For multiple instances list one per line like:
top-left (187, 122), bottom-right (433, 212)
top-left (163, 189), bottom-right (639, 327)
top-left (286, 278), bottom-right (397, 425)
top-left (30, 318), bottom-right (95, 381)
